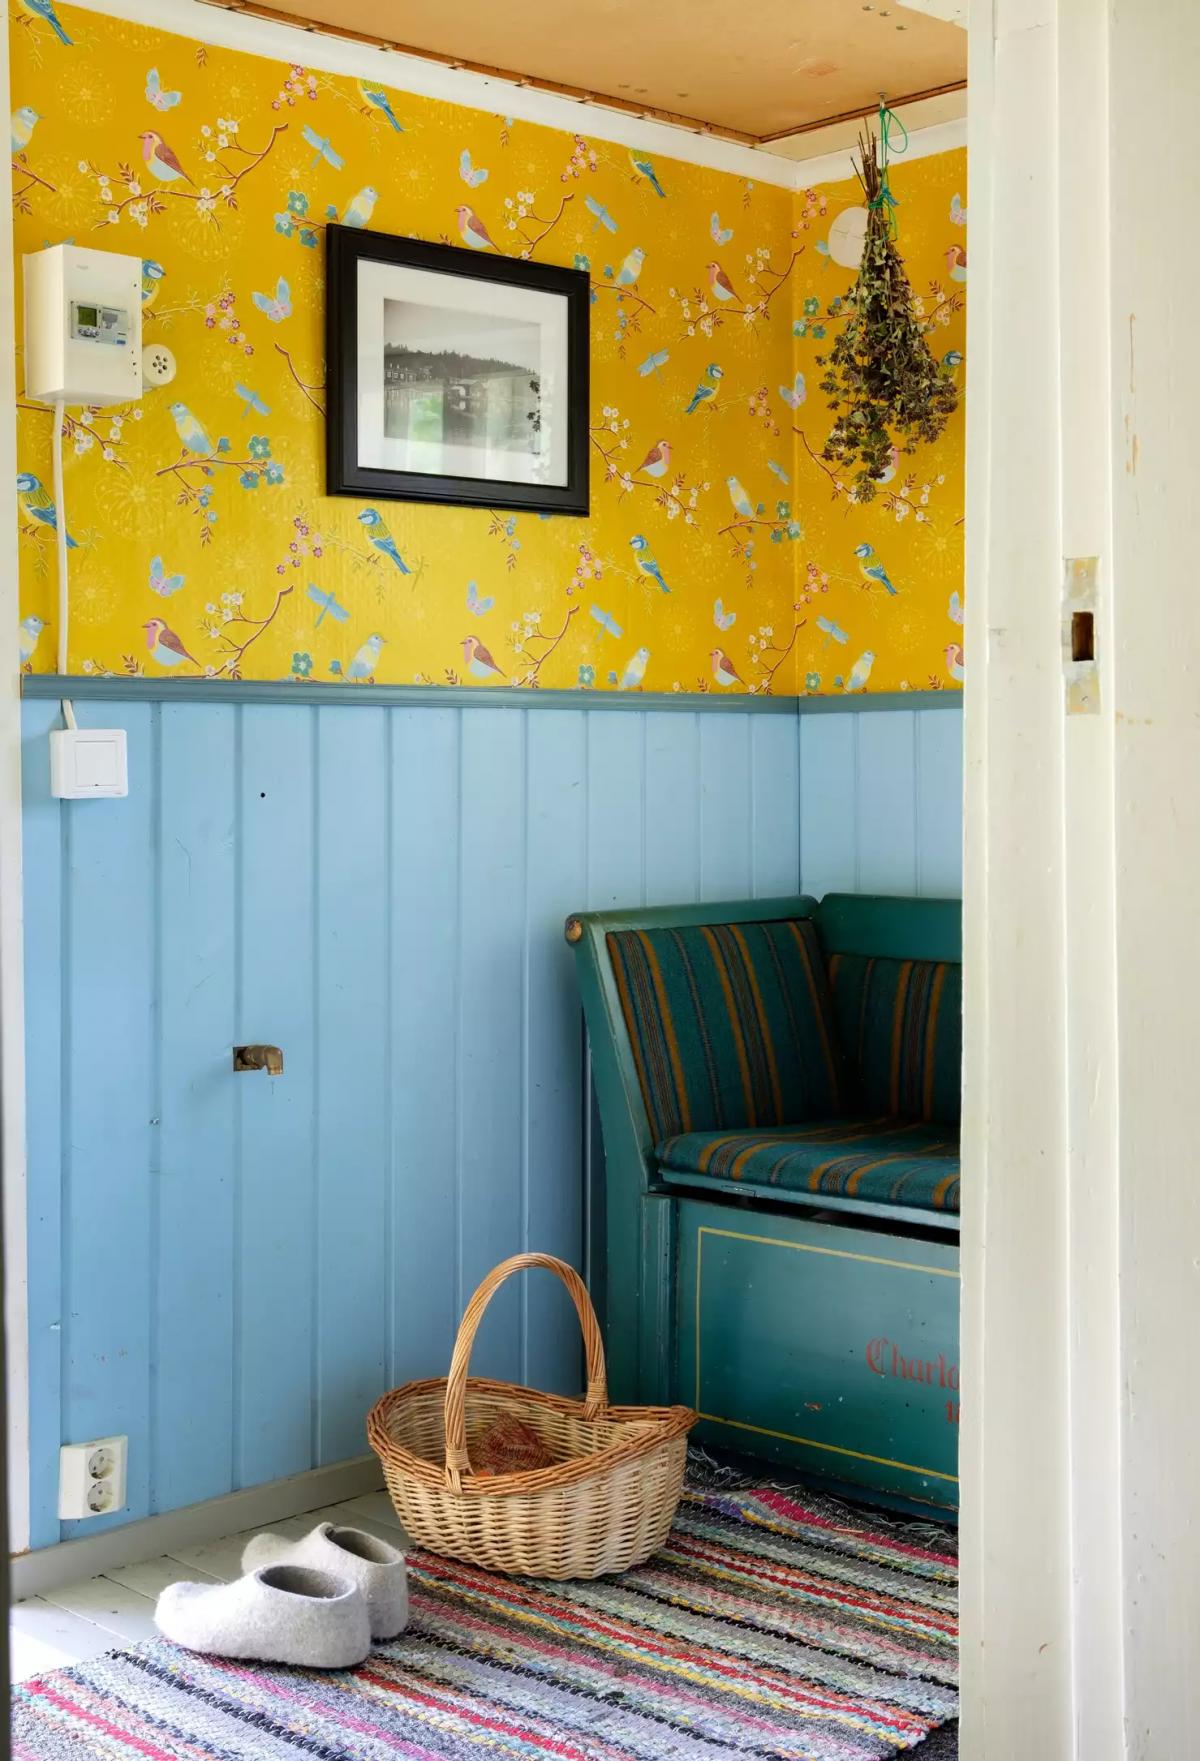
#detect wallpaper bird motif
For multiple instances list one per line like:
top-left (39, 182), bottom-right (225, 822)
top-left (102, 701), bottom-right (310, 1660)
top-left (9, 3), bottom-right (965, 694)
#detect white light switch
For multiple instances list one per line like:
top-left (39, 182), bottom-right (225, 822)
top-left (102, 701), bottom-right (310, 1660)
top-left (50, 727), bottom-right (128, 798)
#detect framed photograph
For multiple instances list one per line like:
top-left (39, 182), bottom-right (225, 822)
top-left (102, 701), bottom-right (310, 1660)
top-left (325, 224), bottom-right (589, 515)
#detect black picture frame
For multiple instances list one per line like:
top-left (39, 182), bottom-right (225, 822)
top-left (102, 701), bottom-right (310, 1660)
top-left (325, 224), bottom-right (590, 516)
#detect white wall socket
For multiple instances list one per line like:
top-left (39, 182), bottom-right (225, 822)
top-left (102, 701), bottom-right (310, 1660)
top-left (58, 1434), bottom-right (128, 1519)
top-left (143, 340), bottom-right (176, 387)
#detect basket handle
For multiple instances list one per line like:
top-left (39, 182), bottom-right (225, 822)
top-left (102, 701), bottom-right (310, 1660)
top-left (443, 1253), bottom-right (607, 1490)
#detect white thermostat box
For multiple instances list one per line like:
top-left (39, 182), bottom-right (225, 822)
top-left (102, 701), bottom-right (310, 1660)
top-left (24, 244), bottom-right (142, 406)
top-left (50, 727), bottom-right (129, 799)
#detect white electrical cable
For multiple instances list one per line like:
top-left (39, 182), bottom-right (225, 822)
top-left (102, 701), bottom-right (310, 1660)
top-left (50, 396), bottom-right (76, 730)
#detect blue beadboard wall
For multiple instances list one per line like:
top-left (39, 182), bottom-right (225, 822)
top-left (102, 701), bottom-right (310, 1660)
top-left (20, 692), bottom-right (960, 1550)
top-left (798, 707), bottom-right (964, 899)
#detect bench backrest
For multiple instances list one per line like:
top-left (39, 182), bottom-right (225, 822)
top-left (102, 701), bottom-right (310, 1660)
top-left (570, 893), bottom-right (962, 1160)
top-left (606, 918), bottom-right (846, 1140)
top-left (814, 894), bottom-right (963, 1129)
top-left (826, 954), bottom-right (962, 1126)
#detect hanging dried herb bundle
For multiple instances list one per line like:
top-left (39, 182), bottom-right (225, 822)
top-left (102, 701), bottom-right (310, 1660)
top-left (818, 128), bottom-right (958, 500)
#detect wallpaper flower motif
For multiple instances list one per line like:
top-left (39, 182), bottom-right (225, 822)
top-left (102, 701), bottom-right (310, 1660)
top-left (10, 2), bottom-right (964, 694)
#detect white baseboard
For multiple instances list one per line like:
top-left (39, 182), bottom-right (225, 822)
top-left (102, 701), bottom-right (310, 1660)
top-left (11, 1455), bottom-right (384, 1601)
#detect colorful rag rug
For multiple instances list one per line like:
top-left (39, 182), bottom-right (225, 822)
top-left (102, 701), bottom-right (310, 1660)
top-left (12, 1487), bottom-right (958, 1760)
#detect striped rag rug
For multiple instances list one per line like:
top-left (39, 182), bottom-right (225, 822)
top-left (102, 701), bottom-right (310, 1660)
top-left (13, 1486), bottom-right (958, 1760)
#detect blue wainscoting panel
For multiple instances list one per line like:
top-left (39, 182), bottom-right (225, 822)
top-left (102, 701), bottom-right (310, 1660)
top-left (523, 712), bottom-right (589, 1392)
top-left (388, 709), bottom-right (461, 1395)
top-left (314, 707), bottom-right (390, 1468)
top-left (21, 692), bottom-right (817, 1548)
top-left (799, 706), bottom-right (963, 899)
top-left (22, 692), bottom-right (961, 1547)
top-left (856, 711), bottom-right (920, 895)
top-left (752, 714), bottom-right (801, 898)
top-left (797, 713), bottom-right (859, 897)
top-left (699, 713), bottom-right (753, 899)
top-left (21, 695), bottom-right (66, 1550)
top-left (236, 705), bottom-right (318, 1494)
top-left (585, 713), bottom-right (645, 911)
top-left (62, 703), bottom-right (156, 1537)
top-left (643, 712), bottom-right (700, 905)
top-left (916, 708), bottom-right (966, 897)
top-left (458, 709), bottom-right (527, 1387)
top-left (154, 705), bottom-right (237, 1516)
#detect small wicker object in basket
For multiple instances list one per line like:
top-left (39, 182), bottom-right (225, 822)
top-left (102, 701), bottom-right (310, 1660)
top-left (367, 1252), bottom-right (696, 1578)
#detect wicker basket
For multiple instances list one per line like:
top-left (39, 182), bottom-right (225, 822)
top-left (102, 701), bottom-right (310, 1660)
top-left (367, 1252), bottom-right (696, 1578)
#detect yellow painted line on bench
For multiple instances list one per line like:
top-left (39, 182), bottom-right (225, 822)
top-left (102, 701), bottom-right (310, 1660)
top-left (696, 1411), bottom-right (960, 1485)
top-left (694, 1225), bottom-right (960, 1485)
top-left (698, 1224), bottom-right (961, 1279)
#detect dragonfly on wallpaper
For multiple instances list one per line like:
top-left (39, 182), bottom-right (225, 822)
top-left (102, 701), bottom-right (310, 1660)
top-left (590, 605), bottom-right (623, 639)
top-left (816, 614), bottom-right (849, 647)
top-left (234, 382), bottom-right (271, 419)
top-left (302, 124), bottom-right (344, 170)
top-left (307, 583), bottom-right (350, 627)
top-left (585, 195), bottom-right (618, 234)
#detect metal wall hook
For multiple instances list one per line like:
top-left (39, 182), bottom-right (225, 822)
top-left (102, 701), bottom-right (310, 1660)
top-left (233, 1044), bottom-right (284, 1076)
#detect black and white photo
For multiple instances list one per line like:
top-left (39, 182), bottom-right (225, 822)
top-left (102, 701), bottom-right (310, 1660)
top-left (326, 227), bottom-right (589, 514)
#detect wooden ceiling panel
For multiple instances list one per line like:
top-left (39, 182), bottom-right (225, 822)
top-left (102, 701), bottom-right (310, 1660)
top-left (218, 0), bottom-right (966, 142)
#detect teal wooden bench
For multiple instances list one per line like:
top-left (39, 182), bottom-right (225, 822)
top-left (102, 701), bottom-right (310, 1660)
top-left (566, 893), bottom-right (961, 1515)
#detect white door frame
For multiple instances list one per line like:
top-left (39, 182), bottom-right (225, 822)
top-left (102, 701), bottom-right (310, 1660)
top-left (7, 7), bottom-right (1197, 1743)
top-left (1, 1), bottom-right (31, 1557)
top-left (964, 0), bottom-right (1200, 1753)
top-left (960, 0), bottom-right (1078, 1739)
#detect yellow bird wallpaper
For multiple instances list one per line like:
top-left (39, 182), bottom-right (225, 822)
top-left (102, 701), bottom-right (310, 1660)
top-left (10, 2), bottom-right (964, 695)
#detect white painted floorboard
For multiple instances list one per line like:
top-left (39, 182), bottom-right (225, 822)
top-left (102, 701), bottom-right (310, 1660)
top-left (10, 1492), bottom-right (407, 1685)
top-left (105, 1555), bottom-right (220, 1600)
top-left (9, 1599), bottom-right (114, 1681)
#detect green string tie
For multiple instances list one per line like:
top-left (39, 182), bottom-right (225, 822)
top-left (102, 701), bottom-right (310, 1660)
top-left (869, 101), bottom-right (908, 236)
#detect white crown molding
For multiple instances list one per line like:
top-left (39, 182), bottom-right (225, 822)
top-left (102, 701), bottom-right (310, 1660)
top-left (62, 0), bottom-right (804, 189)
top-left (784, 116), bottom-right (967, 190)
top-left (896, 0), bottom-right (967, 24)
top-left (56, 0), bottom-right (968, 198)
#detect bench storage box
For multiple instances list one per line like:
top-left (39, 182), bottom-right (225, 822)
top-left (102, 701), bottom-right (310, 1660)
top-left (567, 892), bottom-right (961, 1514)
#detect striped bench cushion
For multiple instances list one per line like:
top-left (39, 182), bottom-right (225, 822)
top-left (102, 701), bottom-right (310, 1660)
top-left (656, 1119), bottom-right (961, 1215)
top-left (607, 920), bottom-right (845, 1141)
top-left (827, 954), bottom-right (962, 1126)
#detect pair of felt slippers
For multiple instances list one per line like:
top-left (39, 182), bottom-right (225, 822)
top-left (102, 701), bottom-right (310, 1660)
top-left (155, 1521), bottom-right (408, 1670)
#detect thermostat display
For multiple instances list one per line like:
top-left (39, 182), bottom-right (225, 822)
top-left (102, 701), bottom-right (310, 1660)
top-left (71, 300), bottom-right (130, 346)
top-left (24, 243), bottom-right (142, 405)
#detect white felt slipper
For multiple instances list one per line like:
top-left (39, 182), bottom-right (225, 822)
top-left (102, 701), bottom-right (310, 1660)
top-left (156, 1563), bottom-right (370, 1668)
top-left (242, 1522), bottom-right (409, 1640)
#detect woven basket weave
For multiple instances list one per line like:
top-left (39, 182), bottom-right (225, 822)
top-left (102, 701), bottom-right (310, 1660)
top-left (367, 1252), bottom-right (696, 1578)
